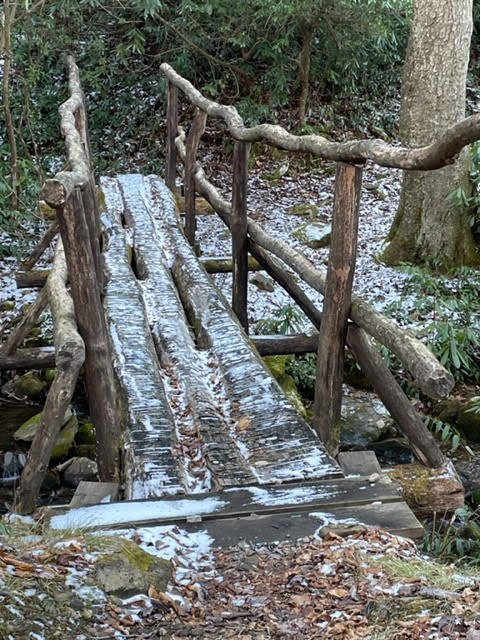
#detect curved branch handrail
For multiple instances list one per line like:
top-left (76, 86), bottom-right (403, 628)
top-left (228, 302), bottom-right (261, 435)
top-left (41, 56), bottom-right (90, 206)
top-left (161, 62), bottom-right (480, 170)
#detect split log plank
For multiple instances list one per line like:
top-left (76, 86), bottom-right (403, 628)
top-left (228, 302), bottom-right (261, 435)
top-left (15, 240), bottom-right (85, 514)
top-left (113, 174), bottom-right (258, 490)
top-left (146, 175), bottom-right (340, 483)
top-left (313, 163), bottom-right (362, 455)
top-left (101, 176), bottom-right (184, 499)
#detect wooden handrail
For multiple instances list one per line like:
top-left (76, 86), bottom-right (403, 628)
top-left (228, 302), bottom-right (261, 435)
top-left (161, 62), bottom-right (480, 170)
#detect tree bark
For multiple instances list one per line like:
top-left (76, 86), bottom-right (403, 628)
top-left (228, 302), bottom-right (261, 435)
top-left (382, 0), bottom-right (478, 268)
top-left (185, 109), bottom-right (207, 246)
top-left (22, 221), bottom-right (59, 271)
top-left (231, 141), bottom-right (250, 331)
top-left (2, 0), bottom-right (18, 210)
top-left (298, 23), bottom-right (314, 127)
top-left (165, 82), bottom-right (178, 192)
top-left (0, 347), bottom-right (55, 370)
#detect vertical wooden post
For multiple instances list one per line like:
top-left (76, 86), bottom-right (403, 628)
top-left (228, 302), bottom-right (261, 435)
top-left (54, 188), bottom-right (121, 481)
top-left (165, 82), bottom-right (178, 193)
top-left (81, 178), bottom-right (103, 290)
top-left (184, 109), bottom-right (207, 247)
top-left (313, 162), bottom-right (363, 456)
top-left (231, 140), bottom-right (250, 332)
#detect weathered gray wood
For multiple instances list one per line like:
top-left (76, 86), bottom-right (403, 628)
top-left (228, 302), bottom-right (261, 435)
top-left (252, 333), bottom-right (318, 356)
top-left (201, 255), bottom-right (261, 273)
top-left (82, 177), bottom-right (103, 289)
top-left (0, 347), bottom-right (55, 370)
top-left (101, 176), bottom-right (184, 499)
top-left (337, 451), bottom-right (382, 477)
top-left (147, 175), bottom-right (340, 483)
top-left (231, 140), bottom-right (250, 331)
top-left (48, 475), bottom-right (403, 528)
top-left (70, 481), bottom-right (119, 508)
top-left (56, 189), bottom-right (121, 482)
top-left (22, 220), bottom-right (58, 271)
top-left (0, 287), bottom-right (48, 357)
top-left (313, 163), bottom-right (362, 455)
top-left (114, 173), bottom-right (257, 491)
top-left (165, 81), bottom-right (178, 192)
top-left (173, 131), bottom-right (454, 400)
top-left (41, 57), bottom-right (90, 207)
top-left (15, 240), bottom-right (85, 514)
top-left (161, 61), bottom-right (480, 171)
top-left (184, 109), bottom-right (207, 246)
top-left (347, 324), bottom-right (445, 468)
top-left (16, 269), bottom-right (50, 289)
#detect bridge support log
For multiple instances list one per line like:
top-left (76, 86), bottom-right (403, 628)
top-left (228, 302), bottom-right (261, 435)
top-left (0, 347), bottom-right (56, 370)
top-left (15, 241), bottom-right (85, 514)
top-left (22, 220), bottom-right (58, 271)
top-left (313, 163), bottom-right (362, 456)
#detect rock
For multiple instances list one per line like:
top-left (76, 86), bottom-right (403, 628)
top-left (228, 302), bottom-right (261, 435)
top-left (436, 396), bottom-right (480, 442)
top-left (453, 454), bottom-right (480, 501)
top-left (76, 421), bottom-right (96, 445)
top-left (51, 415), bottom-right (79, 459)
top-left (62, 457), bottom-right (98, 487)
top-left (250, 273), bottom-right (275, 292)
top-left (293, 221), bottom-right (331, 249)
top-left (340, 395), bottom-right (395, 448)
top-left (14, 408), bottom-right (72, 442)
top-left (14, 409), bottom-right (78, 460)
top-left (12, 373), bottom-right (45, 402)
top-left (287, 203), bottom-right (319, 217)
top-left (44, 368), bottom-right (57, 385)
top-left (0, 451), bottom-right (26, 486)
top-left (367, 438), bottom-right (414, 465)
top-left (0, 300), bottom-right (15, 311)
top-left (93, 538), bottom-right (172, 598)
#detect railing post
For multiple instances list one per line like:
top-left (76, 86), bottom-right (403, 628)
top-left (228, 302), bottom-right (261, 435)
top-left (51, 188), bottom-right (121, 482)
top-left (313, 162), bottom-right (363, 456)
top-left (184, 109), bottom-right (207, 247)
top-left (165, 81), bottom-right (178, 193)
top-left (231, 140), bottom-right (250, 332)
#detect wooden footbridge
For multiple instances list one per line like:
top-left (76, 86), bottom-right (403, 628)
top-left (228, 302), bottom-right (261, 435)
top-left (2, 56), bottom-right (473, 540)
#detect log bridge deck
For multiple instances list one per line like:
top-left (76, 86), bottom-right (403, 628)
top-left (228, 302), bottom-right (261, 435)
top-left (96, 173), bottom-right (423, 541)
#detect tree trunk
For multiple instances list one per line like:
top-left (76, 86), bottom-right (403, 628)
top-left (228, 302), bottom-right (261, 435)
top-left (2, 0), bottom-right (19, 210)
top-left (382, 0), bottom-right (479, 268)
top-left (298, 23), bottom-right (314, 127)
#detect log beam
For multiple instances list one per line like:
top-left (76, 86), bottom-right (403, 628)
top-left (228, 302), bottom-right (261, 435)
top-left (0, 347), bottom-right (56, 370)
top-left (161, 62), bottom-right (480, 171)
top-left (185, 109), bottom-right (207, 246)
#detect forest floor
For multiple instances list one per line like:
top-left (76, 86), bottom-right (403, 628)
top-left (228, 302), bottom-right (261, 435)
top-left (1, 515), bottom-right (480, 640)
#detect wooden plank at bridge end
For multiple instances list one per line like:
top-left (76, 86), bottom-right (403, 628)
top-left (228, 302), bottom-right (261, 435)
top-left (46, 476), bottom-right (405, 530)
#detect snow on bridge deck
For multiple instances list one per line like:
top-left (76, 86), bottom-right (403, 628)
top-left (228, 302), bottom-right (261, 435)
top-left (101, 174), bottom-right (341, 500)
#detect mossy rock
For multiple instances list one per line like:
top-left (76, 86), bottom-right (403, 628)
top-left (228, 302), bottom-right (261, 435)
top-left (76, 421), bottom-right (96, 445)
top-left (71, 444), bottom-right (96, 460)
top-left (12, 373), bottom-right (45, 402)
top-left (93, 538), bottom-right (172, 598)
top-left (287, 203), bottom-right (319, 217)
top-left (293, 221), bottom-right (331, 249)
top-left (277, 373), bottom-right (307, 419)
top-left (14, 409), bottom-right (77, 459)
top-left (0, 300), bottom-right (15, 311)
top-left (250, 273), bottom-right (275, 292)
top-left (44, 368), bottom-right (57, 385)
top-left (263, 355), bottom-right (292, 380)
